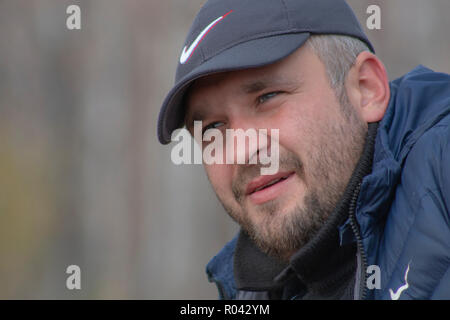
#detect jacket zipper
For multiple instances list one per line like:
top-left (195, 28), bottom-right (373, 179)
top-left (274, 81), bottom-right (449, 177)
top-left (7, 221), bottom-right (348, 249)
top-left (348, 182), bottom-right (368, 300)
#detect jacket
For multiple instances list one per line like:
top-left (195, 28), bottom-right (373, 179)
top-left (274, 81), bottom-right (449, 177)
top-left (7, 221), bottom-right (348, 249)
top-left (205, 65), bottom-right (450, 300)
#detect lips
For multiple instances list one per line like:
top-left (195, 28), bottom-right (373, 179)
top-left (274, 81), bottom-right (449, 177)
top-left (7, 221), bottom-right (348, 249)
top-left (246, 171), bottom-right (294, 195)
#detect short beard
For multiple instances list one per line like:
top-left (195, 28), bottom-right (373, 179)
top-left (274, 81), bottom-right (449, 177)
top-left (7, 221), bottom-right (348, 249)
top-left (228, 188), bottom-right (332, 261)
top-left (217, 91), bottom-right (367, 262)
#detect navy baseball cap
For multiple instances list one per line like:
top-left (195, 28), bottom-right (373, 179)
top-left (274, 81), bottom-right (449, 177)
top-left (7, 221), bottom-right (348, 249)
top-left (157, 0), bottom-right (374, 144)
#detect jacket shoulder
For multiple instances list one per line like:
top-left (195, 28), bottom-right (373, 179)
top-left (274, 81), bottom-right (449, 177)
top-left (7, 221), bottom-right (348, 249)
top-left (376, 118), bottom-right (450, 299)
top-left (205, 233), bottom-right (238, 299)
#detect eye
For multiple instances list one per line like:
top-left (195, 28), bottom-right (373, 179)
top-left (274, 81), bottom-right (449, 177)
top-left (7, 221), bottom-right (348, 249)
top-left (202, 121), bottom-right (224, 135)
top-left (258, 91), bottom-right (280, 104)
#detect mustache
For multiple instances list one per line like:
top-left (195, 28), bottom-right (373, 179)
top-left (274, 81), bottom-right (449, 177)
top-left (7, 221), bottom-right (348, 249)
top-left (232, 153), bottom-right (304, 203)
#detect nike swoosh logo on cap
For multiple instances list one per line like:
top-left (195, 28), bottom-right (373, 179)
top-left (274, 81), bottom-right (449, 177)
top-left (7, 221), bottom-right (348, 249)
top-left (179, 10), bottom-right (233, 64)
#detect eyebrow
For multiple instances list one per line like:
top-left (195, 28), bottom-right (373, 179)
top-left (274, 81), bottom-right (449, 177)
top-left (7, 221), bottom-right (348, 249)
top-left (241, 76), bottom-right (299, 94)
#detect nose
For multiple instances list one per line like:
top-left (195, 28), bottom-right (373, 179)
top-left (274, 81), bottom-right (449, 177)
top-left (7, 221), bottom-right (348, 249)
top-left (224, 118), bottom-right (273, 166)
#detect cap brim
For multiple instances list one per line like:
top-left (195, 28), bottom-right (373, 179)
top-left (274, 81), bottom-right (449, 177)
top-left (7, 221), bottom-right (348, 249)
top-left (157, 32), bottom-right (310, 144)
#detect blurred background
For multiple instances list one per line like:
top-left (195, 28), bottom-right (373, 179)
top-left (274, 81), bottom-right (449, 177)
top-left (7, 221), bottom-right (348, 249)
top-left (0, 0), bottom-right (449, 299)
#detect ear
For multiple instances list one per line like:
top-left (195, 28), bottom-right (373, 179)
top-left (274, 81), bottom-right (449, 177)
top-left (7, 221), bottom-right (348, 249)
top-left (345, 52), bottom-right (390, 123)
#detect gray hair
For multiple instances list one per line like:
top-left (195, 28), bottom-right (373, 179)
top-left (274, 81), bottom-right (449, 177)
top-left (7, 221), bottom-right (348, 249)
top-left (306, 34), bottom-right (370, 104)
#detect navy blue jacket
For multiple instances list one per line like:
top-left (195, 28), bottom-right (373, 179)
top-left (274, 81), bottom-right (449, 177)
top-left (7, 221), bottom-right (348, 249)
top-left (206, 66), bottom-right (450, 300)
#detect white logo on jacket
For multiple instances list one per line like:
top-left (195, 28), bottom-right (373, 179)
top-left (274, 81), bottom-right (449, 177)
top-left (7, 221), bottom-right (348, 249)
top-left (389, 262), bottom-right (411, 300)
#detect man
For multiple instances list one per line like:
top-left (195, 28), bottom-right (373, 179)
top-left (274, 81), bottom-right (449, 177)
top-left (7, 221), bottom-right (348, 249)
top-left (157, 0), bottom-right (450, 299)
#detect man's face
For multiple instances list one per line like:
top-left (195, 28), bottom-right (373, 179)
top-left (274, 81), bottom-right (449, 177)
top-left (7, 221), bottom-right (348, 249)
top-left (185, 44), bottom-right (368, 261)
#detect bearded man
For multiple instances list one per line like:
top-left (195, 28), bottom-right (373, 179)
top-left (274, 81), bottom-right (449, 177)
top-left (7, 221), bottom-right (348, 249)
top-left (157, 0), bottom-right (450, 300)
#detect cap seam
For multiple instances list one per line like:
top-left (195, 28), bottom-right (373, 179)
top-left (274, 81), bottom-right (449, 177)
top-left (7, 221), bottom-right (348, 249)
top-left (280, 0), bottom-right (291, 28)
top-left (199, 42), bottom-right (206, 63)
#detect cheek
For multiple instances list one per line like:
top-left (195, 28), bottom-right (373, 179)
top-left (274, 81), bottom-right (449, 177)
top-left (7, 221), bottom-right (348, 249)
top-left (270, 100), bottom-right (312, 153)
top-left (277, 95), bottom-right (339, 139)
top-left (271, 98), bottom-right (338, 173)
top-left (205, 163), bottom-right (233, 197)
